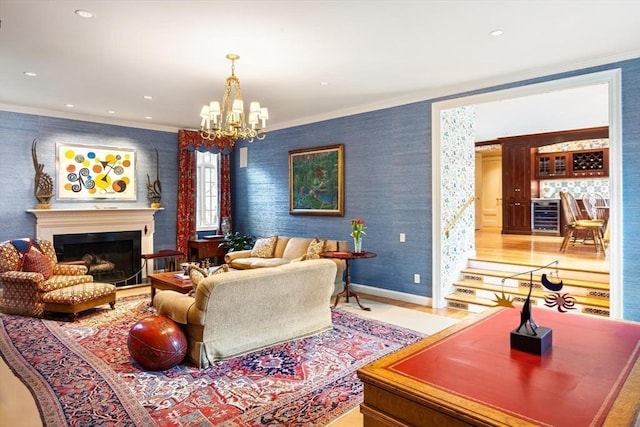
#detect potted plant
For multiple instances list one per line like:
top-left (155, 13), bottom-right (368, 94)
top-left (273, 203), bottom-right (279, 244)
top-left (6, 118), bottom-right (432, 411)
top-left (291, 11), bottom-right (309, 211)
top-left (218, 232), bottom-right (256, 252)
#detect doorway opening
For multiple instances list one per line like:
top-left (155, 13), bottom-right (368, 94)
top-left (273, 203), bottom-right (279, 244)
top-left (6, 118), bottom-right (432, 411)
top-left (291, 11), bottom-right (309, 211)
top-left (432, 69), bottom-right (622, 317)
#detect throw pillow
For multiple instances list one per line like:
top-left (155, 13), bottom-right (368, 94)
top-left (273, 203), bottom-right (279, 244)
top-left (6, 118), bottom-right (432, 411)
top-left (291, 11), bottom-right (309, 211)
top-left (290, 254), bottom-right (308, 263)
top-left (188, 264), bottom-right (229, 295)
top-left (21, 247), bottom-right (54, 280)
top-left (306, 237), bottom-right (326, 260)
top-left (251, 236), bottom-right (278, 258)
top-left (188, 265), bottom-right (209, 289)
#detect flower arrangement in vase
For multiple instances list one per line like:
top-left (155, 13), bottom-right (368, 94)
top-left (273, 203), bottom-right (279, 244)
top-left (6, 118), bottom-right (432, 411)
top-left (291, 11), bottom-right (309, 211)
top-left (350, 218), bottom-right (366, 253)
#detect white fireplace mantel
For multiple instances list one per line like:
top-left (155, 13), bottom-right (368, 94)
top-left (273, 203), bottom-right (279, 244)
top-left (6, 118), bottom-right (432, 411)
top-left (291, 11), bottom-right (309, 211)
top-left (27, 208), bottom-right (162, 262)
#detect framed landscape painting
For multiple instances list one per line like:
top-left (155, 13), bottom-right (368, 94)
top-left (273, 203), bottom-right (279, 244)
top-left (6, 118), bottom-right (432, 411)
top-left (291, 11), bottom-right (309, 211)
top-left (56, 143), bottom-right (136, 201)
top-left (289, 144), bottom-right (344, 216)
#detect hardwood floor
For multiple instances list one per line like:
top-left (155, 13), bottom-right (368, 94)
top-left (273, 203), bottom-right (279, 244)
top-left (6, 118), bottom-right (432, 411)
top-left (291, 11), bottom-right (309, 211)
top-left (474, 227), bottom-right (609, 273)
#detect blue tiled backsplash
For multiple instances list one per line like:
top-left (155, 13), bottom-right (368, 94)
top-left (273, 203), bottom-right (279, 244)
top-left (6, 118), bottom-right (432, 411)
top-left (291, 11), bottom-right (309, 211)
top-left (540, 178), bottom-right (609, 199)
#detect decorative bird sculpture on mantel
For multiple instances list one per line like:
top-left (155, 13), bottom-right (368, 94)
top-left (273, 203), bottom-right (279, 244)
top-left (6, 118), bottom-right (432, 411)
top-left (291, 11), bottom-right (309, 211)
top-left (31, 138), bottom-right (53, 208)
top-left (147, 144), bottom-right (162, 208)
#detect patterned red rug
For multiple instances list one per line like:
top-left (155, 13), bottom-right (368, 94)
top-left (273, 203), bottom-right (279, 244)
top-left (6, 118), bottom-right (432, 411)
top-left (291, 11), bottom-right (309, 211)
top-left (0, 295), bottom-right (424, 426)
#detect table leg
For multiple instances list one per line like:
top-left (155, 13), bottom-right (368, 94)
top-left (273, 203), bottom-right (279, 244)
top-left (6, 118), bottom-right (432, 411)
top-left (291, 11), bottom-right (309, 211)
top-left (332, 260), bottom-right (370, 311)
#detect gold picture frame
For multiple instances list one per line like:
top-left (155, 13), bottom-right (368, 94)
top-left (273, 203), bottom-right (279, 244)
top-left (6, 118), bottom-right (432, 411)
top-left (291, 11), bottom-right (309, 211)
top-left (289, 144), bottom-right (344, 216)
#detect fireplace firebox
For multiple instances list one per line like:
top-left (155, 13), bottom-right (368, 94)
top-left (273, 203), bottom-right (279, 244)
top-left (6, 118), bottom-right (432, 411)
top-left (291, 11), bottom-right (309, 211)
top-left (54, 231), bottom-right (142, 286)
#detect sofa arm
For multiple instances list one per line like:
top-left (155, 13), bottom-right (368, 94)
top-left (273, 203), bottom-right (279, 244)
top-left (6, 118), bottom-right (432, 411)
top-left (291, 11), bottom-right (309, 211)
top-left (224, 250), bottom-right (252, 263)
top-left (154, 290), bottom-right (198, 325)
top-left (0, 271), bottom-right (43, 290)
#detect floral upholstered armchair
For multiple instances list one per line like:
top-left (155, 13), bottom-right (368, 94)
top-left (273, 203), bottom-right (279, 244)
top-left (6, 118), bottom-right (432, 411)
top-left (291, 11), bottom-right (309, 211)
top-left (0, 238), bottom-right (93, 317)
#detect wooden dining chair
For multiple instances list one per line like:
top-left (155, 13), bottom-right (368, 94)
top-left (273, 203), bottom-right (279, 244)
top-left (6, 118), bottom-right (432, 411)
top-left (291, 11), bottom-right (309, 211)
top-left (559, 191), bottom-right (605, 253)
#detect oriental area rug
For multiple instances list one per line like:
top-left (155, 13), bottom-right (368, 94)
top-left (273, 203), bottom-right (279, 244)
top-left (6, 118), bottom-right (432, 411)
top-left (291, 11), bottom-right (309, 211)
top-left (0, 295), bottom-right (427, 426)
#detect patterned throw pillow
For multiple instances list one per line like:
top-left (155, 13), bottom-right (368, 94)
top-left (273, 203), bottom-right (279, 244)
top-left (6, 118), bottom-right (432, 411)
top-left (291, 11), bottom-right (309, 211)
top-left (306, 237), bottom-right (326, 260)
top-left (251, 236), bottom-right (278, 258)
top-left (188, 264), bottom-right (229, 294)
top-left (188, 265), bottom-right (209, 289)
top-left (289, 254), bottom-right (308, 263)
top-left (21, 247), bottom-right (53, 280)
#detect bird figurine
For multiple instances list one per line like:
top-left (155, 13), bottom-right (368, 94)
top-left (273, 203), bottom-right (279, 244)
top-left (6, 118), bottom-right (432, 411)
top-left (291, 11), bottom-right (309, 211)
top-left (32, 138), bottom-right (53, 208)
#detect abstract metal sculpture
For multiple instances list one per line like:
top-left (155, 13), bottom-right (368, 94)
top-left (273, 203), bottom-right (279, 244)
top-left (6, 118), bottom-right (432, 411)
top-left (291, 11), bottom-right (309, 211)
top-left (500, 260), bottom-right (566, 354)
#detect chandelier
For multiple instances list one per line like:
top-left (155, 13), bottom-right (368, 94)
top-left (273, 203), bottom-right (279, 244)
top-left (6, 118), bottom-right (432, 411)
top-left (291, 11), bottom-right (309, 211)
top-left (199, 54), bottom-right (268, 144)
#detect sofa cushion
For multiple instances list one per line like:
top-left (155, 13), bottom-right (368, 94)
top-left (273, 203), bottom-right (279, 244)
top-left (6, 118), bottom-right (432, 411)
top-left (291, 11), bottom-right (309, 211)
top-left (251, 236), bottom-right (278, 258)
top-left (230, 258), bottom-right (290, 269)
top-left (306, 237), bottom-right (325, 259)
top-left (272, 236), bottom-right (291, 258)
top-left (21, 247), bottom-right (53, 280)
top-left (281, 237), bottom-right (313, 260)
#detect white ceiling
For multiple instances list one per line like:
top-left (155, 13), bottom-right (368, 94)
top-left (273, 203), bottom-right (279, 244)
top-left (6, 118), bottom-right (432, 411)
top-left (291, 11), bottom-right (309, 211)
top-left (1, 1), bottom-right (637, 140)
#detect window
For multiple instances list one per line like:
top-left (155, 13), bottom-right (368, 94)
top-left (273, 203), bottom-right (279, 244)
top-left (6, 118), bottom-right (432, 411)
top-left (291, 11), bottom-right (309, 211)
top-left (196, 151), bottom-right (220, 231)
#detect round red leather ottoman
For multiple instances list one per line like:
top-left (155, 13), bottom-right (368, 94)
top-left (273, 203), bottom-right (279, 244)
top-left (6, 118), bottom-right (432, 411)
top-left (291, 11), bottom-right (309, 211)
top-left (127, 315), bottom-right (187, 371)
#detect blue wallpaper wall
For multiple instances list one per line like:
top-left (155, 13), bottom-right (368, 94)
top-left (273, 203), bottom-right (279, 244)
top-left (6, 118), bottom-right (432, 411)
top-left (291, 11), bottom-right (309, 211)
top-left (1, 56), bottom-right (638, 320)
top-left (232, 57), bottom-right (640, 320)
top-left (0, 113), bottom-right (179, 252)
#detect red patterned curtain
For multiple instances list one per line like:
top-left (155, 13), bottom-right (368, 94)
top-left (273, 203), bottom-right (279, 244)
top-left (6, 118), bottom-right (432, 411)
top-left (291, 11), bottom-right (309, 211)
top-left (176, 130), bottom-right (232, 257)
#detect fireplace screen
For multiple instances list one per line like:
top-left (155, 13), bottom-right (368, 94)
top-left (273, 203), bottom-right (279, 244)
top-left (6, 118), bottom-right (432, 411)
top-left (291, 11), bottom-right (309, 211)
top-left (54, 231), bottom-right (142, 286)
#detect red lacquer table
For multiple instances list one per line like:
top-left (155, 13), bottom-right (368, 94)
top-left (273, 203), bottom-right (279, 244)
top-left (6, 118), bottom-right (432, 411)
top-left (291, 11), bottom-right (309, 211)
top-left (358, 307), bottom-right (640, 426)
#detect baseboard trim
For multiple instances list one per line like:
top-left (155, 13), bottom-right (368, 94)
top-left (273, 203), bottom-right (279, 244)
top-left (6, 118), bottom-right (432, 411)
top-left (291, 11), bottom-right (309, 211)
top-left (349, 283), bottom-right (432, 307)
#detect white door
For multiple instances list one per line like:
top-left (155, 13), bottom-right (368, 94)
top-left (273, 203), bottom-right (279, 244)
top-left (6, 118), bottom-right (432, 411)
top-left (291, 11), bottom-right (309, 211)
top-left (481, 152), bottom-right (502, 228)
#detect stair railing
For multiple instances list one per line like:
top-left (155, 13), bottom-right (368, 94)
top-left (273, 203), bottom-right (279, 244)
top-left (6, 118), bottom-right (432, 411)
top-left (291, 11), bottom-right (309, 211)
top-left (444, 195), bottom-right (475, 238)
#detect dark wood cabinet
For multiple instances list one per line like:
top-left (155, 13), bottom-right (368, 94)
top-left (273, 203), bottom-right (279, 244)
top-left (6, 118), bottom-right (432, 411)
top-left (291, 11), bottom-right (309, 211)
top-left (535, 148), bottom-right (609, 179)
top-left (535, 153), bottom-right (569, 178)
top-left (502, 143), bottom-right (532, 234)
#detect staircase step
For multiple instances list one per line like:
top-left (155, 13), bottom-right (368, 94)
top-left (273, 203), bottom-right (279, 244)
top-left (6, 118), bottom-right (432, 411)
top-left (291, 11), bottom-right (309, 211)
top-left (447, 257), bottom-right (610, 319)
top-left (467, 258), bottom-right (609, 283)
top-left (460, 267), bottom-right (609, 292)
top-left (453, 280), bottom-right (610, 308)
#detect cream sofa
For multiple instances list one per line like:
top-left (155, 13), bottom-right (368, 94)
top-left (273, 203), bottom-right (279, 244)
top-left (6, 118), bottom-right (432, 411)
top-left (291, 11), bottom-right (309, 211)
top-left (153, 259), bottom-right (337, 368)
top-left (224, 236), bottom-right (347, 295)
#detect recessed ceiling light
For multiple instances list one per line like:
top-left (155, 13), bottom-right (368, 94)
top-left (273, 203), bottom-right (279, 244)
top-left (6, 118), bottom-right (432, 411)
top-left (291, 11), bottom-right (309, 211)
top-left (320, 81), bottom-right (329, 86)
top-left (75, 9), bottom-right (94, 18)
top-left (107, 110), bottom-right (116, 114)
top-left (143, 95), bottom-right (153, 100)
top-left (24, 71), bottom-right (37, 77)
top-left (145, 116), bottom-right (153, 120)
top-left (490, 29), bottom-right (504, 37)
top-left (65, 103), bottom-right (74, 108)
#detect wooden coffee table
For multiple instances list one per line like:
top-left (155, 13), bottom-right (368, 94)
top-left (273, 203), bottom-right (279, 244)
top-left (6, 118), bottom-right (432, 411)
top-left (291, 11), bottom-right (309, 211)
top-left (148, 271), bottom-right (193, 302)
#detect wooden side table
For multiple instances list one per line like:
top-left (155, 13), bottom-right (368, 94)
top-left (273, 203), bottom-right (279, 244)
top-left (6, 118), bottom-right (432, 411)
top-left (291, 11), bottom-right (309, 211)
top-left (141, 249), bottom-right (183, 282)
top-left (188, 236), bottom-right (227, 265)
top-left (320, 251), bottom-right (377, 311)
